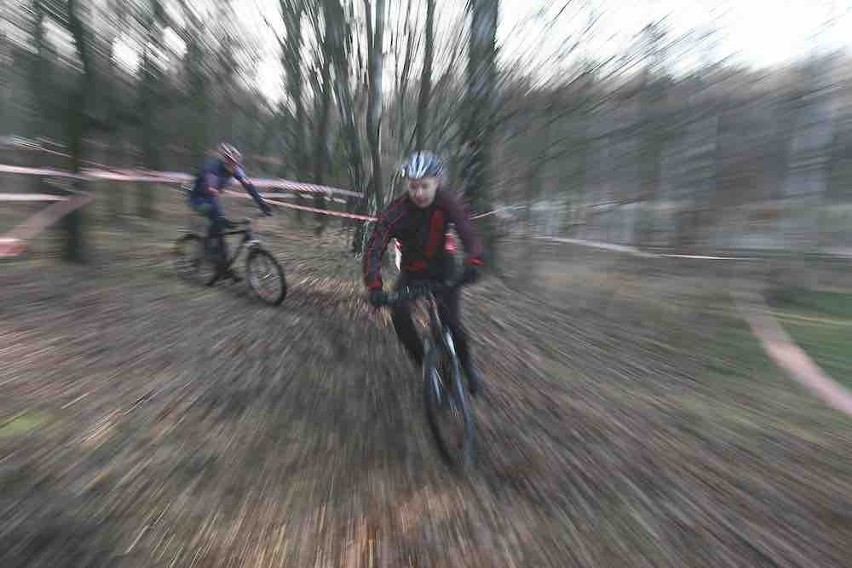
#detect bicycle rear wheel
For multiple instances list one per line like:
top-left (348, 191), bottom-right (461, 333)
top-left (174, 234), bottom-right (217, 286)
top-left (245, 247), bottom-right (287, 305)
top-left (423, 335), bottom-right (474, 471)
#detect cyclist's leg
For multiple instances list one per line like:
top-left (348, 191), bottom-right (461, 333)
top-left (438, 285), bottom-right (482, 392)
top-left (190, 198), bottom-right (216, 255)
top-left (206, 198), bottom-right (231, 271)
top-left (438, 285), bottom-right (471, 366)
top-left (391, 274), bottom-right (425, 367)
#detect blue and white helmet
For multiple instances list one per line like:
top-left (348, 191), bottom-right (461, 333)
top-left (400, 151), bottom-right (444, 179)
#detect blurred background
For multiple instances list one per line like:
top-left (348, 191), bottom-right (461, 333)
top-left (1, 1), bottom-right (851, 567)
top-left (2, 0), bottom-right (852, 254)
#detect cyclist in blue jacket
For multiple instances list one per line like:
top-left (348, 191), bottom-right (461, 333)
top-left (188, 143), bottom-right (271, 281)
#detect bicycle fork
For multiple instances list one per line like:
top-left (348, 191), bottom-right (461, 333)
top-left (422, 328), bottom-right (461, 407)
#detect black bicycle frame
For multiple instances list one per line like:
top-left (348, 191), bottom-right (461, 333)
top-left (210, 223), bottom-right (260, 268)
top-left (402, 287), bottom-right (458, 363)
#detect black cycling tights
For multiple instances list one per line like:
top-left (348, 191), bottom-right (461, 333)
top-left (390, 272), bottom-right (473, 373)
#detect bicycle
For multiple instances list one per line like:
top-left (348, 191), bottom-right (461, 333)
top-left (173, 214), bottom-right (287, 306)
top-left (379, 279), bottom-right (475, 471)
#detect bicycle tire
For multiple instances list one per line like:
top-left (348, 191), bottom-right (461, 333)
top-left (174, 234), bottom-right (217, 286)
top-left (245, 247), bottom-right (287, 305)
top-left (423, 335), bottom-right (474, 471)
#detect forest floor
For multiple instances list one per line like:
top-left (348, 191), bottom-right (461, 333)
top-left (1, 189), bottom-right (850, 567)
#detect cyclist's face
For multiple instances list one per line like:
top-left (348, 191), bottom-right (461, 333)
top-left (407, 177), bottom-right (439, 208)
top-left (223, 158), bottom-right (238, 174)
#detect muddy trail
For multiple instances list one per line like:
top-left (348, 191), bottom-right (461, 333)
top-left (1, 197), bottom-right (850, 567)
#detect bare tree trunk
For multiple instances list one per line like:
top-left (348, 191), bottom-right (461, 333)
top-left (365, 0), bottom-right (386, 208)
top-left (353, 0), bottom-right (387, 254)
top-left (311, 3), bottom-right (336, 234)
top-left (64, 0), bottom-right (95, 262)
top-left (637, 70), bottom-right (664, 247)
top-left (184, 25), bottom-right (209, 164)
top-left (324, 0), bottom-right (367, 243)
top-left (523, 109), bottom-right (546, 284)
top-left (281, 0), bottom-right (306, 177)
top-left (28, 0), bottom-right (53, 197)
top-left (783, 59), bottom-right (837, 252)
top-left (138, 0), bottom-right (162, 219)
top-left (279, 1), bottom-right (306, 223)
top-left (463, 0), bottom-right (499, 265)
top-left (415, 0), bottom-right (435, 150)
top-left (29, 0), bottom-right (49, 131)
top-left (0, 2), bottom-right (10, 132)
top-left (392, 0), bottom-right (416, 158)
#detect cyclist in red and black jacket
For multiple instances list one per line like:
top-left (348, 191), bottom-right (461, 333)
top-left (363, 151), bottom-right (485, 395)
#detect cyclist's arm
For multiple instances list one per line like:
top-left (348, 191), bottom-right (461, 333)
top-left (445, 193), bottom-right (484, 267)
top-left (363, 200), bottom-right (406, 290)
top-left (203, 172), bottom-right (220, 196)
top-left (234, 167), bottom-right (270, 212)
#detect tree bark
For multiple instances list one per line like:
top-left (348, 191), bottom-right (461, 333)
top-left (415, 0), bottom-right (435, 151)
top-left (365, 0), bottom-right (387, 209)
top-left (64, 0), bottom-right (96, 262)
top-left (462, 0), bottom-right (498, 265)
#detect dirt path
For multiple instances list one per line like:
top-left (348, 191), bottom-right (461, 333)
top-left (1, 204), bottom-right (850, 567)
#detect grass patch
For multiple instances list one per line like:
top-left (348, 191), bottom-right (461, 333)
top-left (770, 289), bottom-right (852, 389)
top-left (783, 321), bottom-right (852, 390)
top-left (0, 411), bottom-right (50, 438)
top-left (704, 322), bottom-right (775, 378)
top-left (772, 290), bottom-right (852, 319)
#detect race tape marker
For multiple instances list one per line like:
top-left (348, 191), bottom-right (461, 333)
top-left (0, 193), bottom-right (69, 202)
top-left (0, 163), bottom-right (362, 198)
top-left (0, 237), bottom-right (25, 258)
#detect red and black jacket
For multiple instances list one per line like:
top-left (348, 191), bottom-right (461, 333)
top-left (363, 189), bottom-right (484, 290)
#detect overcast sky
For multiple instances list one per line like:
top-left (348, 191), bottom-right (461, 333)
top-left (229, 0), bottom-right (852, 101)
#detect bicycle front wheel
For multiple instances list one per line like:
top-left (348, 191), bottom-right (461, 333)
top-left (423, 336), bottom-right (474, 472)
top-left (245, 247), bottom-right (287, 305)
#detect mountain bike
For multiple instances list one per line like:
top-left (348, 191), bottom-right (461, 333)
top-left (174, 214), bottom-right (287, 306)
top-left (380, 279), bottom-right (474, 471)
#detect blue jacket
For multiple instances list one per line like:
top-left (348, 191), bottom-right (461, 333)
top-left (190, 157), bottom-right (267, 211)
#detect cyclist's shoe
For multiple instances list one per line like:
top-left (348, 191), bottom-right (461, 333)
top-left (368, 289), bottom-right (389, 307)
top-left (464, 365), bottom-right (483, 397)
top-left (208, 262), bottom-right (238, 285)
